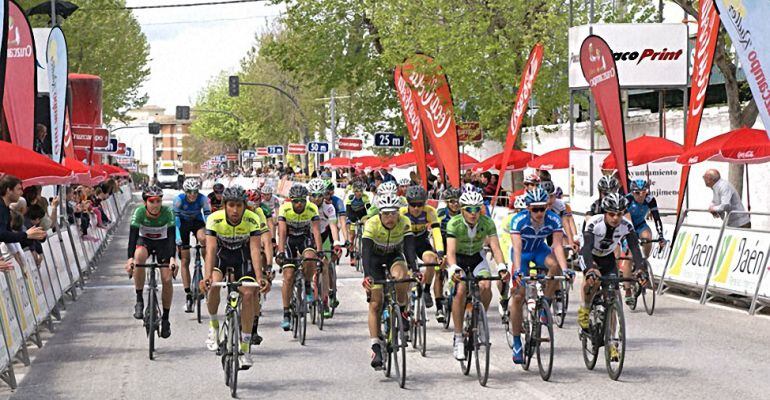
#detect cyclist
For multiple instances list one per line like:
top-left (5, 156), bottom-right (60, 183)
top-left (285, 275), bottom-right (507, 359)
top-left (324, 180), bottom-right (348, 244)
top-left (397, 178), bottom-right (411, 197)
top-left (276, 184), bottom-right (324, 331)
top-left (366, 181), bottom-right (405, 219)
top-left (201, 186), bottom-right (270, 368)
top-left (446, 191), bottom-right (509, 360)
top-left (540, 180), bottom-right (579, 253)
top-left (435, 187), bottom-right (462, 323)
top-left (308, 178), bottom-right (344, 315)
top-left (507, 187), bottom-right (569, 365)
top-left (208, 183), bottom-right (225, 212)
top-left (583, 175), bottom-right (620, 231)
top-left (247, 186), bottom-right (276, 236)
top-left (125, 186), bottom-right (177, 338)
top-left (174, 178), bottom-right (211, 313)
top-left (346, 181), bottom-right (372, 268)
top-left (260, 184), bottom-right (282, 238)
top-left (523, 174), bottom-right (541, 191)
top-left (578, 193), bottom-right (644, 360)
top-left (361, 193), bottom-right (417, 370)
top-left (400, 186), bottom-right (444, 314)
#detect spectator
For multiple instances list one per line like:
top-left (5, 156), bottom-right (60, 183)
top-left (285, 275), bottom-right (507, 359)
top-left (23, 185), bottom-right (59, 231)
top-left (34, 124), bottom-right (49, 155)
top-left (0, 175), bottom-right (46, 245)
top-left (703, 169), bottom-right (751, 228)
top-left (22, 204), bottom-right (47, 266)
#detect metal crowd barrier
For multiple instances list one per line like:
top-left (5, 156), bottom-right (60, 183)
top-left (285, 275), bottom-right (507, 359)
top-left (0, 184), bottom-right (134, 388)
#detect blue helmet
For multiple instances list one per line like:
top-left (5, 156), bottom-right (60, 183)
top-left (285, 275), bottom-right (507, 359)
top-left (630, 179), bottom-right (650, 192)
top-left (524, 187), bottom-right (549, 206)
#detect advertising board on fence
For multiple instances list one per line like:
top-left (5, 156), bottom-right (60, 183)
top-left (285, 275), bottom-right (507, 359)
top-left (568, 150), bottom-right (608, 215)
top-left (647, 223), bottom-right (676, 277)
top-left (708, 229), bottom-right (770, 296)
top-left (664, 225), bottom-right (721, 287)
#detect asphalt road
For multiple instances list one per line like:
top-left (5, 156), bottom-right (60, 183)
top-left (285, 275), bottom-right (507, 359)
top-left (2, 190), bottom-right (769, 399)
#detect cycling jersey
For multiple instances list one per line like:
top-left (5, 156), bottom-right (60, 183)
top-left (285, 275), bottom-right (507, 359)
top-left (205, 209), bottom-right (266, 250)
top-left (128, 206), bottom-right (176, 260)
top-left (362, 214), bottom-right (413, 255)
top-left (173, 193), bottom-right (210, 223)
top-left (315, 201), bottom-right (337, 233)
top-left (247, 201), bottom-right (274, 219)
top-left (581, 214), bottom-right (643, 270)
top-left (437, 207), bottom-right (461, 235)
top-left (326, 195), bottom-right (346, 217)
top-left (345, 193), bottom-right (371, 213)
top-left (446, 214), bottom-right (497, 256)
top-left (509, 210), bottom-right (563, 253)
top-left (399, 205), bottom-right (440, 236)
top-left (207, 192), bottom-right (223, 212)
top-left (549, 199), bottom-right (571, 218)
top-left (277, 202), bottom-right (320, 236)
top-left (261, 195), bottom-right (282, 215)
top-left (625, 193), bottom-right (663, 237)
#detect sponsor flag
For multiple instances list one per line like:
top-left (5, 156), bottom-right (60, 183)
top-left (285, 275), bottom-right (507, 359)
top-left (62, 106), bottom-right (76, 159)
top-left (394, 65), bottom-right (428, 189)
top-left (0, 0), bottom-right (8, 111)
top-left (676, 0), bottom-right (721, 218)
top-left (46, 26), bottom-right (67, 164)
top-left (493, 43), bottom-right (544, 205)
top-left (714, 0), bottom-right (770, 139)
top-left (4, 1), bottom-right (35, 150)
top-left (579, 35), bottom-right (630, 192)
top-left (401, 54), bottom-right (461, 188)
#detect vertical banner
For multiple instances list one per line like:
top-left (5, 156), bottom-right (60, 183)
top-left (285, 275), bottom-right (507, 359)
top-left (46, 26), bottom-right (68, 164)
top-left (401, 54), bottom-right (461, 188)
top-left (4, 1), bottom-right (35, 150)
top-left (394, 65), bottom-right (429, 189)
top-left (714, 0), bottom-right (770, 139)
top-left (0, 0), bottom-right (8, 109)
top-left (493, 43), bottom-right (544, 204)
top-left (63, 106), bottom-right (75, 159)
top-left (676, 0), bottom-right (720, 217)
top-left (579, 35), bottom-right (630, 192)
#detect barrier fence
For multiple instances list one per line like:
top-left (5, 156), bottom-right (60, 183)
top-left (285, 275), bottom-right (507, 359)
top-left (0, 184), bottom-right (134, 389)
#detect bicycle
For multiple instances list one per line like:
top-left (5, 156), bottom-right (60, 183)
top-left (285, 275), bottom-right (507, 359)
top-left (181, 243), bottom-right (205, 323)
top-left (349, 222), bottom-right (364, 273)
top-left (284, 256), bottom-right (323, 345)
top-left (410, 262), bottom-right (441, 357)
top-left (320, 249), bottom-right (340, 318)
top-left (130, 254), bottom-right (171, 361)
top-left (628, 237), bottom-right (661, 315)
top-left (456, 273), bottom-right (502, 387)
top-left (373, 267), bottom-right (417, 389)
top-left (518, 266), bottom-right (565, 381)
top-left (550, 246), bottom-right (576, 329)
top-left (211, 273), bottom-right (260, 398)
top-left (309, 253), bottom-right (328, 330)
top-left (579, 273), bottom-right (636, 381)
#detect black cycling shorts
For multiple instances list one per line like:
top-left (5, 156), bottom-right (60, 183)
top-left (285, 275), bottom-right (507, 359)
top-left (414, 234), bottom-right (436, 259)
top-left (137, 237), bottom-right (174, 264)
top-left (586, 253), bottom-right (618, 277)
top-left (347, 208), bottom-right (367, 224)
top-left (284, 234), bottom-right (315, 260)
top-left (365, 252), bottom-right (406, 283)
top-left (213, 247), bottom-right (256, 282)
top-left (321, 227), bottom-right (332, 245)
top-left (179, 219), bottom-right (205, 247)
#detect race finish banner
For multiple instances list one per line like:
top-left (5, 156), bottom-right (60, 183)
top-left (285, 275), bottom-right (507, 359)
top-left (0, 0), bottom-right (8, 112)
top-left (401, 54), bottom-right (461, 188)
top-left (714, 0), bottom-right (770, 140)
top-left (47, 26), bottom-right (68, 164)
top-left (394, 65), bottom-right (429, 190)
top-left (580, 35), bottom-right (630, 192)
top-left (493, 43), bottom-right (544, 206)
top-left (4, 2), bottom-right (35, 150)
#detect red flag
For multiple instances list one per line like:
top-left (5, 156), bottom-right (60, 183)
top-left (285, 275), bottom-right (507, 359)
top-left (580, 35), bottom-right (630, 192)
top-left (676, 0), bottom-right (720, 216)
top-left (3, 1), bottom-right (36, 150)
top-left (62, 106), bottom-right (76, 159)
top-left (493, 43), bottom-right (544, 205)
top-left (401, 55), bottom-right (461, 188)
top-left (0, 0), bottom-right (7, 112)
top-left (394, 65), bottom-right (429, 189)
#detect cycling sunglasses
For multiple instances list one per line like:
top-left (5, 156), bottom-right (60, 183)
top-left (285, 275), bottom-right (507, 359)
top-left (310, 193), bottom-right (324, 199)
top-left (380, 210), bottom-right (399, 217)
top-left (447, 199), bottom-right (459, 205)
top-left (146, 197), bottom-right (162, 204)
top-left (632, 190), bottom-right (645, 195)
top-left (530, 206), bottom-right (547, 213)
top-left (463, 206), bottom-right (482, 213)
top-left (291, 198), bottom-right (307, 204)
top-left (185, 189), bottom-right (198, 194)
top-left (606, 211), bottom-right (624, 218)
top-left (408, 202), bottom-right (425, 208)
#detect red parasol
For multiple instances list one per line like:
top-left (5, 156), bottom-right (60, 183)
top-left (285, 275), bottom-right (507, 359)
top-left (0, 140), bottom-right (73, 186)
top-left (320, 157), bottom-right (352, 169)
top-left (603, 136), bottom-right (683, 169)
top-left (352, 155), bottom-right (388, 170)
top-left (428, 153), bottom-right (478, 169)
top-left (527, 147), bottom-right (581, 170)
top-left (63, 157), bottom-right (92, 185)
top-left (472, 150), bottom-right (537, 172)
top-left (380, 151), bottom-right (437, 168)
top-left (676, 128), bottom-right (770, 165)
top-left (102, 164), bottom-right (130, 176)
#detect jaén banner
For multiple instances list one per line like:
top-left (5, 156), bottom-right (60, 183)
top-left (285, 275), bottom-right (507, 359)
top-left (46, 26), bottom-right (68, 164)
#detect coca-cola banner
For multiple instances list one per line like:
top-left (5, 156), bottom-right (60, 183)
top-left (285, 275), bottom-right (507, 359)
top-left (62, 107), bottom-right (76, 159)
top-left (401, 54), bottom-right (461, 188)
top-left (0, 0), bottom-right (8, 110)
top-left (494, 43), bottom-right (544, 203)
top-left (580, 35), bottom-right (630, 192)
top-left (4, 1), bottom-right (35, 150)
top-left (676, 0), bottom-right (720, 216)
top-left (394, 65), bottom-right (428, 189)
top-left (714, 0), bottom-right (770, 139)
top-left (46, 26), bottom-right (68, 164)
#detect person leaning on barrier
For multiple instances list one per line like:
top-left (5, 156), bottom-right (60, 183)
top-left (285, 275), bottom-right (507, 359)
top-left (0, 175), bottom-right (46, 245)
top-left (703, 169), bottom-right (751, 229)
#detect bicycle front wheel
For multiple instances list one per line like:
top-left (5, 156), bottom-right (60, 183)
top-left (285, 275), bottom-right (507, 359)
top-left (536, 304), bottom-right (554, 381)
top-left (148, 290), bottom-right (157, 360)
top-left (229, 313), bottom-right (240, 397)
top-left (521, 303), bottom-right (532, 371)
top-left (473, 304), bottom-right (491, 387)
top-left (410, 296), bottom-right (420, 351)
top-left (642, 265), bottom-right (656, 316)
top-left (604, 298), bottom-right (626, 380)
top-left (553, 283), bottom-right (568, 328)
top-left (299, 296), bottom-right (308, 345)
top-left (393, 303), bottom-right (407, 388)
top-left (418, 297), bottom-right (427, 357)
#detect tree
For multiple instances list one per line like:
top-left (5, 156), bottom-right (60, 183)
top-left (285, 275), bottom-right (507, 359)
top-left (20, 0), bottom-right (150, 122)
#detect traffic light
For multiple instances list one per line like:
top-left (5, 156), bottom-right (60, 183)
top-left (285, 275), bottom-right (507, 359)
top-left (176, 105), bottom-right (191, 120)
top-left (229, 75), bottom-right (240, 97)
top-left (148, 122), bottom-right (161, 134)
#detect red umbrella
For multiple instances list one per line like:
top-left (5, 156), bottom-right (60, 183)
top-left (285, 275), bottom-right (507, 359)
top-left (320, 156), bottom-right (352, 168)
top-left (472, 150), bottom-right (537, 172)
top-left (0, 140), bottom-right (73, 186)
top-left (89, 164), bottom-right (109, 185)
top-left (63, 157), bottom-right (92, 185)
top-left (380, 151), bottom-right (436, 168)
top-left (428, 153), bottom-right (479, 169)
top-left (102, 164), bottom-right (130, 176)
top-left (603, 136), bottom-right (683, 169)
top-left (352, 155), bottom-right (388, 170)
top-left (677, 128), bottom-right (770, 165)
top-left (527, 147), bottom-right (581, 170)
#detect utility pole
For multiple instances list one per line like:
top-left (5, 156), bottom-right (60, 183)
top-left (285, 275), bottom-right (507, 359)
top-left (330, 89), bottom-right (337, 156)
top-left (50, 0), bottom-right (56, 26)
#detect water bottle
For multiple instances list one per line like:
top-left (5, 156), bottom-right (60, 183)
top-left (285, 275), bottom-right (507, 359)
top-left (382, 308), bottom-right (390, 321)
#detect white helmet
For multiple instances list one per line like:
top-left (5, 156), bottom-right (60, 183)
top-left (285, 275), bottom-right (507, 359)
top-left (182, 178), bottom-right (200, 192)
top-left (377, 181), bottom-right (398, 195)
top-left (514, 195), bottom-right (527, 210)
top-left (397, 178), bottom-right (411, 186)
top-left (308, 178), bottom-right (326, 195)
top-left (459, 191), bottom-right (484, 207)
top-left (376, 193), bottom-right (403, 212)
top-left (261, 185), bottom-right (274, 194)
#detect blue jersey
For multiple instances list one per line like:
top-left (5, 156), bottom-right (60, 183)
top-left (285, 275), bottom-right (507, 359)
top-left (328, 195), bottom-right (346, 217)
top-left (509, 210), bottom-right (563, 252)
top-left (173, 193), bottom-right (210, 223)
top-left (625, 193), bottom-right (656, 228)
top-left (437, 207), bottom-right (460, 234)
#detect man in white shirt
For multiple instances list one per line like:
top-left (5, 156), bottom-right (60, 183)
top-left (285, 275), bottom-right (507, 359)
top-left (703, 169), bottom-right (751, 228)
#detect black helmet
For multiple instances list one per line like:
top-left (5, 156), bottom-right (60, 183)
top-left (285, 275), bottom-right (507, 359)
top-left (142, 185), bottom-right (163, 201)
top-left (288, 184), bottom-right (309, 200)
top-left (352, 181), bottom-right (367, 191)
top-left (222, 185), bottom-right (247, 203)
top-left (212, 183), bottom-right (225, 193)
top-left (601, 192), bottom-right (628, 213)
top-left (539, 180), bottom-right (556, 195)
top-left (442, 187), bottom-right (461, 200)
top-left (405, 185), bottom-right (428, 202)
top-left (598, 176), bottom-right (620, 194)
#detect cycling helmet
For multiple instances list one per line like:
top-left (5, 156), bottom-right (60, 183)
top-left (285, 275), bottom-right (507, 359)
top-left (513, 195), bottom-right (527, 210)
top-left (630, 178), bottom-right (650, 192)
top-left (405, 185), bottom-right (428, 202)
top-left (182, 178), bottom-right (200, 192)
top-left (442, 187), bottom-right (462, 200)
top-left (377, 193), bottom-right (403, 212)
top-left (524, 187), bottom-right (549, 206)
top-left (308, 178), bottom-right (326, 195)
top-left (462, 183), bottom-right (482, 194)
top-left (397, 178), bottom-right (411, 186)
top-left (459, 191), bottom-right (484, 207)
top-left (601, 192), bottom-right (629, 213)
top-left (540, 180), bottom-right (556, 195)
top-left (261, 185), bottom-right (274, 194)
top-left (222, 185), bottom-right (247, 203)
top-left (554, 187), bottom-right (563, 199)
top-left (288, 184), bottom-right (309, 200)
top-left (325, 180), bottom-right (335, 191)
top-left (142, 185), bottom-right (163, 201)
top-left (212, 183), bottom-right (225, 194)
top-left (523, 174), bottom-right (541, 184)
top-left (377, 181), bottom-right (398, 195)
top-left (352, 181), bottom-right (367, 191)
top-left (598, 175), bottom-right (620, 194)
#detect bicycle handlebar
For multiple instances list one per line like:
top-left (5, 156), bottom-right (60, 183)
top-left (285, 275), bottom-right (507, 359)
top-left (521, 275), bottom-right (566, 282)
top-left (639, 238), bottom-right (666, 244)
top-left (211, 281), bottom-right (261, 288)
top-left (179, 244), bottom-right (203, 250)
top-left (372, 277), bottom-right (418, 285)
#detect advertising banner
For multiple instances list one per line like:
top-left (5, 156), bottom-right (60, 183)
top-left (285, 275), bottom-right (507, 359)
top-left (714, 0), bottom-right (770, 139)
top-left (664, 225), bottom-right (721, 287)
top-left (708, 229), bottom-right (770, 296)
top-left (580, 35), bottom-right (630, 192)
top-left (72, 126), bottom-right (109, 149)
top-left (395, 65), bottom-right (429, 189)
top-left (0, 0), bottom-right (7, 110)
top-left (647, 223), bottom-right (677, 277)
top-left (401, 54), bottom-right (461, 188)
top-left (338, 138), bottom-right (362, 151)
top-left (46, 27), bottom-right (68, 163)
top-left (569, 23), bottom-right (687, 88)
top-left (457, 122), bottom-right (483, 142)
top-left (568, 149), bottom-right (609, 215)
top-left (3, 1), bottom-right (35, 150)
top-left (628, 161), bottom-right (681, 211)
top-left (63, 108), bottom-right (76, 159)
top-left (0, 272), bottom-right (23, 356)
top-left (288, 143), bottom-right (307, 155)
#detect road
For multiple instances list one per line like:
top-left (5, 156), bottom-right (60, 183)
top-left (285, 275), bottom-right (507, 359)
top-left (2, 191), bottom-right (769, 399)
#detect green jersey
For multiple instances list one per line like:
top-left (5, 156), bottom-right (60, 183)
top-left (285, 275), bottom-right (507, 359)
top-left (446, 214), bottom-right (497, 255)
top-left (131, 206), bottom-right (175, 240)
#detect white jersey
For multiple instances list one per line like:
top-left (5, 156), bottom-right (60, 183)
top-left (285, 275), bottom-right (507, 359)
top-left (583, 214), bottom-right (634, 257)
top-left (317, 201), bottom-right (337, 232)
top-left (549, 199), bottom-right (570, 217)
